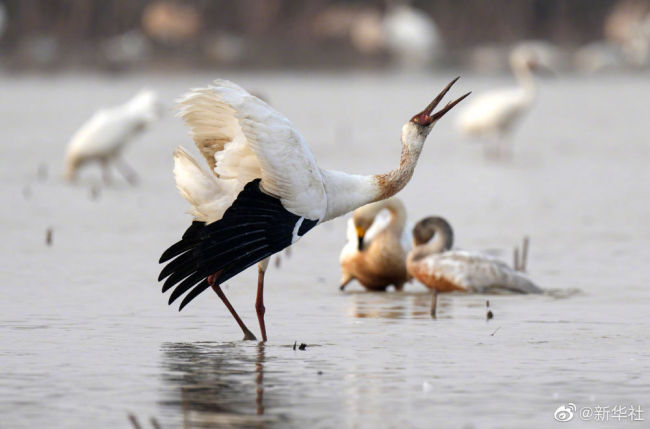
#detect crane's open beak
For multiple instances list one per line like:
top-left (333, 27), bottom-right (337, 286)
top-left (411, 77), bottom-right (471, 125)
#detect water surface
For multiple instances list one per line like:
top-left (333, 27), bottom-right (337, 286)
top-left (1, 72), bottom-right (649, 428)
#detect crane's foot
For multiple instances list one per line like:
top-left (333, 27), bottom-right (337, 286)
top-left (242, 328), bottom-right (258, 341)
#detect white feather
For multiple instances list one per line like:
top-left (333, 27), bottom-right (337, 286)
top-left (173, 146), bottom-right (228, 223)
top-left (457, 88), bottom-right (529, 137)
top-left (176, 80), bottom-right (327, 222)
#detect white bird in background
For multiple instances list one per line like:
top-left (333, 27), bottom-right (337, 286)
top-left (64, 90), bottom-right (163, 184)
top-left (158, 78), bottom-right (469, 341)
top-left (382, 2), bottom-right (440, 69)
top-left (457, 45), bottom-right (548, 160)
top-left (406, 216), bottom-right (543, 318)
top-left (339, 197), bottom-right (412, 292)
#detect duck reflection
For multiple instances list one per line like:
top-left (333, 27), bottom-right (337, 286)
top-left (160, 341), bottom-right (282, 428)
top-left (344, 291), bottom-right (456, 319)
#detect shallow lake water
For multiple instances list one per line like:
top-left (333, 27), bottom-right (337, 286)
top-left (1, 71), bottom-right (649, 428)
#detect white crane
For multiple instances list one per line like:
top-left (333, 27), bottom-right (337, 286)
top-left (339, 197), bottom-right (412, 292)
top-left (158, 78), bottom-right (469, 341)
top-left (64, 90), bottom-right (163, 184)
top-left (457, 46), bottom-right (547, 160)
top-left (406, 216), bottom-right (543, 318)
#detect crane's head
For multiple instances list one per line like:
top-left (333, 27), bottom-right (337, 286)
top-left (409, 77), bottom-right (470, 131)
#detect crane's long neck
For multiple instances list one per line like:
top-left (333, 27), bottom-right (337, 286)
top-left (321, 122), bottom-right (426, 222)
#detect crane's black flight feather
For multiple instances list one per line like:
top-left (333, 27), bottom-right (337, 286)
top-left (158, 179), bottom-right (318, 310)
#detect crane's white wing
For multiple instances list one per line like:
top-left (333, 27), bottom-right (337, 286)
top-left (177, 80), bottom-right (326, 221)
top-left (424, 250), bottom-right (542, 293)
top-left (161, 80), bottom-right (327, 309)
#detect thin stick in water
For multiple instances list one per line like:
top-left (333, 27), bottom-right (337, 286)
top-left (128, 414), bottom-right (143, 429)
top-left (513, 246), bottom-right (520, 271)
top-left (521, 236), bottom-right (529, 272)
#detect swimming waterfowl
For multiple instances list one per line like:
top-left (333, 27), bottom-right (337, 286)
top-left (159, 78), bottom-right (469, 341)
top-left (406, 216), bottom-right (543, 318)
top-left (339, 197), bottom-right (411, 291)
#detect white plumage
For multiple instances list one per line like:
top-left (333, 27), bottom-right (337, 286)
top-left (342, 208), bottom-right (411, 253)
top-left (174, 80), bottom-right (326, 222)
top-left (457, 45), bottom-right (545, 159)
top-left (340, 206), bottom-right (412, 264)
top-left (382, 3), bottom-right (440, 68)
top-left (64, 89), bottom-right (162, 183)
top-left (161, 78), bottom-right (469, 340)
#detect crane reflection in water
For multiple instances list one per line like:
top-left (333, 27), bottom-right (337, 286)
top-left (160, 341), bottom-right (280, 428)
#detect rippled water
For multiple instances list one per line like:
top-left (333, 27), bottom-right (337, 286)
top-left (1, 72), bottom-right (649, 428)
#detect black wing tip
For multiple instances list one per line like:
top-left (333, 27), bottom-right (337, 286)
top-left (159, 178), bottom-right (319, 312)
top-left (159, 245), bottom-right (181, 264)
top-left (159, 221), bottom-right (207, 264)
top-left (178, 281), bottom-right (210, 311)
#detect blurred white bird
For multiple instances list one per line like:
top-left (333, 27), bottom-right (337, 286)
top-left (339, 197), bottom-right (412, 292)
top-left (406, 216), bottom-right (543, 318)
top-left (158, 78), bottom-right (469, 341)
top-left (382, 2), bottom-right (440, 69)
top-left (457, 45), bottom-right (548, 160)
top-left (64, 90), bottom-right (163, 184)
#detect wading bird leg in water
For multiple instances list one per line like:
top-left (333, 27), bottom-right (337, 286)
top-left (430, 289), bottom-right (438, 319)
top-left (209, 272), bottom-right (257, 341)
top-left (115, 157), bottom-right (139, 185)
top-left (101, 159), bottom-right (112, 185)
top-left (256, 258), bottom-right (270, 342)
top-left (499, 134), bottom-right (513, 161)
top-left (339, 273), bottom-right (353, 291)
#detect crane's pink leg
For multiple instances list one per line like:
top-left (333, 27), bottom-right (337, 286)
top-left (209, 272), bottom-right (257, 341)
top-left (255, 258), bottom-right (270, 342)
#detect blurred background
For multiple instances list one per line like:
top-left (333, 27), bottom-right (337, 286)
top-left (1, 0), bottom-right (650, 73)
